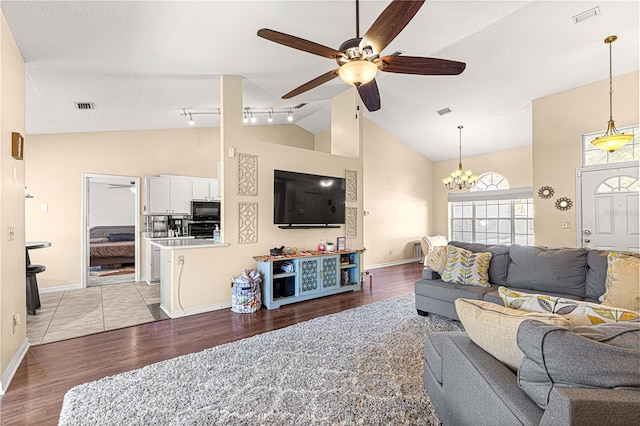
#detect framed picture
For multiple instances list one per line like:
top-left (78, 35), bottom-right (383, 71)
top-left (11, 132), bottom-right (23, 160)
top-left (337, 237), bottom-right (346, 250)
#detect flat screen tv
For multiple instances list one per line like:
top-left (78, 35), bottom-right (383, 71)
top-left (274, 169), bottom-right (346, 226)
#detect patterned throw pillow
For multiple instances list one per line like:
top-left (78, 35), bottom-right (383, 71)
top-left (454, 298), bottom-right (570, 371)
top-left (426, 245), bottom-right (447, 275)
top-left (499, 286), bottom-right (640, 327)
top-left (600, 253), bottom-right (640, 312)
top-left (441, 245), bottom-right (492, 287)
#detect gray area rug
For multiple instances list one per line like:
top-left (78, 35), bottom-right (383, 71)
top-left (59, 295), bottom-right (462, 425)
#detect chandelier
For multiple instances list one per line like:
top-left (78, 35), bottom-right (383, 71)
top-left (443, 125), bottom-right (478, 190)
top-left (591, 35), bottom-right (634, 152)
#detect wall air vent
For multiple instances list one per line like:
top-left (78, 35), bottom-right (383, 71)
top-left (572, 6), bottom-right (600, 24)
top-left (294, 103), bottom-right (307, 109)
top-left (437, 107), bottom-right (452, 116)
top-left (75, 102), bottom-right (94, 110)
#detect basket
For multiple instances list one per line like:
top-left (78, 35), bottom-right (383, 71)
top-left (231, 269), bottom-right (262, 313)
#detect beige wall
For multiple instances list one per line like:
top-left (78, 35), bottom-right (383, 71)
top-left (0, 11), bottom-right (26, 390)
top-left (532, 70), bottom-right (639, 247)
top-left (24, 124), bottom-right (311, 289)
top-left (363, 119), bottom-right (433, 266)
top-left (314, 128), bottom-right (331, 153)
top-left (432, 146), bottom-right (533, 237)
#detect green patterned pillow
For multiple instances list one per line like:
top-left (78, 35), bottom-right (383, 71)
top-left (441, 245), bottom-right (492, 287)
top-left (499, 286), bottom-right (640, 327)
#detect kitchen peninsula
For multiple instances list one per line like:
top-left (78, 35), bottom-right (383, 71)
top-left (151, 238), bottom-right (229, 318)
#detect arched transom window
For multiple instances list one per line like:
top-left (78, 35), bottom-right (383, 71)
top-left (597, 175), bottom-right (640, 193)
top-left (472, 173), bottom-right (510, 191)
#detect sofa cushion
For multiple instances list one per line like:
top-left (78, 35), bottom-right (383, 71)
top-left (499, 286), bottom-right (640, 327)
top-left (423, 332), bottom-right (463, 385)
top-left (454, 298), bottom-right (570, 371)
top-left (517, 320), bottom-right (640, 409)
top-left (600, 253), bottom-right (640, 311)
top-left (585, 249), bottom-right (610, 302)
top-left (506, 245), bottom-right (588, 299)
top-left (415, 278), bottom-right (495, 303)
top-left (450, 241), bottom-right (511, 286)
top-left (442, 245), bottom-right (492, 287)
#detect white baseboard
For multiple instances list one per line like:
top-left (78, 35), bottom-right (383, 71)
top-left (161, 301), bottom-right (232, 319)
top-left (39, 283), bottom-right (83, 294)
top-left (0, 338), bottom-right (30, 395)
top-left (364, 258), bottom-right (422, 270)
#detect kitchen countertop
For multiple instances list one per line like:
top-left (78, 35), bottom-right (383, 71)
top-left (144, 236), bottom-right (195, 241)
top-left (150, 239), bottom-right (229, 249)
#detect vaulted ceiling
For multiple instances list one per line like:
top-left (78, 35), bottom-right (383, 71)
top-left (2, 1), bottom-right (638, 161)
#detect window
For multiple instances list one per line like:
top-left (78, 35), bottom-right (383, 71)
top-left (473, 173), bottom-right (510, 191)
top-left (449, 174), bottom-right (534, 245)
top-left (583, 125), bottom-right (639, 166)
top-left (596, 175), bottom-right (640, 193)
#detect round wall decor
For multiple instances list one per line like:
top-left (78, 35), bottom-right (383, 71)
top-left (555, 197), bottom-right (573, 211)
top-left (538, 186), bottom-right (555, 199)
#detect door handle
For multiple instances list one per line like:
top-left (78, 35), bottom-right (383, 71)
top-left (584, 238), bottom-right (591, 243)
top-left (583, 229), bottom-right (591, 236)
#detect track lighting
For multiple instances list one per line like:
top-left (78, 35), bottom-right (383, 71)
top-left (181, 106), bottom-right (296, 125)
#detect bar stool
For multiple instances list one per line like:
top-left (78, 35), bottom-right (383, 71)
top-left (26, 264), bottom-right (45, 315)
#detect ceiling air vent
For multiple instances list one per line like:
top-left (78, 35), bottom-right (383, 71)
top-left (294, 103), bottom-right (307, 109)
top-left (75, 102), bottom-right (94, 110)
top-left (437, 107), bottom-right (452, 116)
top-left (572, 6), bottom-right (600, 24)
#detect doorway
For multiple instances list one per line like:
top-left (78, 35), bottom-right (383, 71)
top-left (82, 174), bottom-right (141, 287)
top-left (577, 162), bottom-right (640, 251)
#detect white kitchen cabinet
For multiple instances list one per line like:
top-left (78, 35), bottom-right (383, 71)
top-left (145, 238), bottom-right (162, 284)
top-left (145, 176), bottom-right (171, 215)
top-left (169, 178), bottom-right (190, 214)
top-left (190, 178), bottom-right (219, 201)
top-left (144, 176), bottom-right (191, 215)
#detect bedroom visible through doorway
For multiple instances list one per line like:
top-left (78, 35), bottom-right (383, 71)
top-left (83, 174), bottom-right (140, 287)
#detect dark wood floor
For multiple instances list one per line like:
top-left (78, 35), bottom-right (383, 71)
top-left (0, 262), bottom-right (422, 425)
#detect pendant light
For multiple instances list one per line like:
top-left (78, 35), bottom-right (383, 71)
top-left (591, 35), bottom-right (633, 152)
top-left (443, 125), bottom-right (479, 190)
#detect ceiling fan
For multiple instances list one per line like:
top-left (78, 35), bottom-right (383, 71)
top-left (257, 0), bottom-right (466, 112)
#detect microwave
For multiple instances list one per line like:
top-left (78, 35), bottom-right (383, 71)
top-left (191, 201), bottom-right (221, 222)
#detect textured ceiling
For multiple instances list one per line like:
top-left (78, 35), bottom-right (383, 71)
top-left (2, 1), bottom-right (638, 161)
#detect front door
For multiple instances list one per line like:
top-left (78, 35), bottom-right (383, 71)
top-left (577, 163), bottom-right (639, 251)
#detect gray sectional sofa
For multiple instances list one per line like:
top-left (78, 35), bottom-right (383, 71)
top-left (415, 241), bottom-right (640, 425)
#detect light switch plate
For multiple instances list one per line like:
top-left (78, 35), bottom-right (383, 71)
top-left (40, 203), bottom-right (48, 212)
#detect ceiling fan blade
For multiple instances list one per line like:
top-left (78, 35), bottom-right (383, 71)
top-left (282, 69), bottom-right (340, 99)
top-left (258, 28), bottom-right (342, 59)
top-left (359, 0), bottom-right (425, 55)
top-left (378, 55), bottom-right (466, 75)
top-left (357, 79), bottom-right (381, 112)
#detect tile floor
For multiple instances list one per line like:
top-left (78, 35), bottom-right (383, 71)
top-left (27, 281), bottom-right (168, 345)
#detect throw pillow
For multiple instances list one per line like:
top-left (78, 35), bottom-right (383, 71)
top-left (426, 245), bottom-right (447, 275)
top-left (424, 235), bottom-right (448, 252)
top-left (600, 254), bottom-right (640, 312)
top-left (454, 298), bottom-right (570, 371)
top-left (499, 286), bottom-right (640, 327)
top-left (517, 320), bottom-right (640, 408)
top-left (442, 245), bottom-right (492, 287)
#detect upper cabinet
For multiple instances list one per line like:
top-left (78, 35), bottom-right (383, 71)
top-left (145, 175), bottom-right (220, 215)
top-left (191, 178), bottom-right (219, 201)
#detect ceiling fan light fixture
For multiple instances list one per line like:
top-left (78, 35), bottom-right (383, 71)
top-left (338, 60), bottom-right (378, 86)
top-left (591, 35), bottom-right (633, 153)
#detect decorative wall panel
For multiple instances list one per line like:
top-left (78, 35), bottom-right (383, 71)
top-left (238, 202), bottom-right (258, 244)
top-left (346, 207), bottom-right (357, 238)
top-left (237, 153), bottom-right (258, 196)
top-left (346, 170), bottom-right (357, 202)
